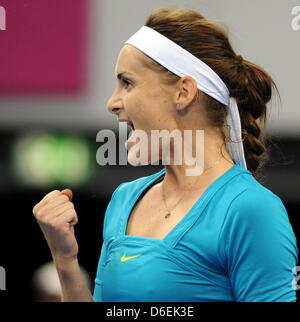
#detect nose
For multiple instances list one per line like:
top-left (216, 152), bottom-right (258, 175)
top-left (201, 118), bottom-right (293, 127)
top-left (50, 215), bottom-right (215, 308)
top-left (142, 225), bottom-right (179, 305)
top-left (106, 90), bottom-right (123, 116)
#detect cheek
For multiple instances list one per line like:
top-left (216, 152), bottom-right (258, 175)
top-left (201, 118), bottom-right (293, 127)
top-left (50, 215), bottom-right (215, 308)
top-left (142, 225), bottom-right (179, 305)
top-left (128, 87), bottom-right (172, 128)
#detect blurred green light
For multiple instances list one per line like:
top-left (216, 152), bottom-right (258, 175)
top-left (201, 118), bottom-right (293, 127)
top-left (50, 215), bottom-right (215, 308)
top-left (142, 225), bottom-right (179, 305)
top-left (12, 132), bottom-right (93, 188)
top-left (57, 136), bottom-right (93, 185)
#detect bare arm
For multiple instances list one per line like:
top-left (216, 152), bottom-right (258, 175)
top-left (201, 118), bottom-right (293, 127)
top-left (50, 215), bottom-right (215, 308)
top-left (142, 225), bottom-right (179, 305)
top-left (33, 189), bottom-right (94, 302)
top-left (53, 255), bottom-right (93, 302)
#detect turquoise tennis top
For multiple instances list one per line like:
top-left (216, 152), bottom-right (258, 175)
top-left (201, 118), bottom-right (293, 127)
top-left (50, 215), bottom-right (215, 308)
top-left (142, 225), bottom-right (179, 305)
top-left (93, 165), bottom-right (298, 302)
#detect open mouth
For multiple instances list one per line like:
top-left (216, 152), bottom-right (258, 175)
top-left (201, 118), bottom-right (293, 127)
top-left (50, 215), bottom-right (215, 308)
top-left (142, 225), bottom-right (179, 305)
top-left (118, 119), bottom-right (135, 139)
top-left (124, 120), bottom-right (135, 131)
top-left (124, 121), bottom-right (136, 150)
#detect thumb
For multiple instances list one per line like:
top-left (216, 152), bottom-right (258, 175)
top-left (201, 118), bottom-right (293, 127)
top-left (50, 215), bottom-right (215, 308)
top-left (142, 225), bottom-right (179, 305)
top-left (61, 189), bottom-right (73, 201)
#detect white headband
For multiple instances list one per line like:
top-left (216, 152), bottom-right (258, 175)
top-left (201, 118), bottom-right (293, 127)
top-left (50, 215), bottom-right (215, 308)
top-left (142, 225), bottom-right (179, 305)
top-left (125, 26), bottom-right (247, 169)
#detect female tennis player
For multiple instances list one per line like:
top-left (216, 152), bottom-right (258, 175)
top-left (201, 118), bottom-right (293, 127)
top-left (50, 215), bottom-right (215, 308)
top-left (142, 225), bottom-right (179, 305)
top-left (32, 8), bottom-right (298, 302)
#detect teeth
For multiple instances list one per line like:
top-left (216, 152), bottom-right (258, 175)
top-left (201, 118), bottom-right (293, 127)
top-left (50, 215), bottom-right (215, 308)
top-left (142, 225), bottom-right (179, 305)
top-left (119, 119), bottom-right (134, 130)
top-left (127, 121), bottom-right (134, 130)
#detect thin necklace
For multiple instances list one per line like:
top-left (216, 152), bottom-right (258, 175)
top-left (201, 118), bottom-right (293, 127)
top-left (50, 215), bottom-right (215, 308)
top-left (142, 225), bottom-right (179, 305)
top-left (161, 157), bottom-right (229, 219)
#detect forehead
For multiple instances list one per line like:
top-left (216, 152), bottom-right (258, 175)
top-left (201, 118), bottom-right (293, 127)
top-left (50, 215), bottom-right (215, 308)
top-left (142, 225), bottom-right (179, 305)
top-left (114, 44), bottom-right (148, 76)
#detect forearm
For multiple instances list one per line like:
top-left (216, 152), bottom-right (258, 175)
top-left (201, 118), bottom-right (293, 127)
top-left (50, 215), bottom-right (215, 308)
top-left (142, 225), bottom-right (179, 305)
top-left (53, 255), bottom-right (94, 302)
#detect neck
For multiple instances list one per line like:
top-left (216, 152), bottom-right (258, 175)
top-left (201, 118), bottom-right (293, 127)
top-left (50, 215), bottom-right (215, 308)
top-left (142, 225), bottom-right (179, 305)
top-left (161, 128), bottom-right (234, 192)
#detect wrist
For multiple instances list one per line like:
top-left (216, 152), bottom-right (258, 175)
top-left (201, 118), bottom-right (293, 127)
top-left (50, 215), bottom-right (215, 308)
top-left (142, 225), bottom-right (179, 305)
top-left (52, 254), bottom-right (79, 271)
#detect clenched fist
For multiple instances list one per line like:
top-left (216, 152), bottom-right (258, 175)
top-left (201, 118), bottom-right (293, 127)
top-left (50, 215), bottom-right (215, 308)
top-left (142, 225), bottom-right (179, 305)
top-left (32, 189), bottom-right (79, 260)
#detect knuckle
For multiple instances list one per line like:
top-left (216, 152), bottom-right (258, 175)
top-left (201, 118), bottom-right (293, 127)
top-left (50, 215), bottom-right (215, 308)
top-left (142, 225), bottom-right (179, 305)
top-left (37, 207), bottom-right (48, 217)
top-left (62, 203), bottom-right (74, 213)
top-left (32, 205), bottom-right (38, 214)
top-left (36, 207), bottom-right (53, 221)
top-left (36, 214), bottom-right (48, 225)
top-left (33, 202), bottom-right (43, 215)
top-left (61, 195), bottom-right (69, 203)
top-left (50, 189), bottom-right (60, 195)
top-left (58, 203), bottom-right (73, 215)
top-left (35, 209), bottom-right (43, 219)
top-left (64, 208), bottom-right (74, 216)
top-left (68, 208), bottom-right (78, 221)
top-left (48, 217), bottom-right (58, 229)
top-left (45, 190), bottom-right (59, 199)
top-left (43, 190), bottom-right (61, 202)
top-left (51, 195), bottom-right (68, 206)
top-left (68, 202), bottom-right (75, 209)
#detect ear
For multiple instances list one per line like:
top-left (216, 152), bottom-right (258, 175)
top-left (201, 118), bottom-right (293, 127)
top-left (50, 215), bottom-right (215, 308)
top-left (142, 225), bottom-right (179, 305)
top-left (175, 76), bottom-right (198, 110)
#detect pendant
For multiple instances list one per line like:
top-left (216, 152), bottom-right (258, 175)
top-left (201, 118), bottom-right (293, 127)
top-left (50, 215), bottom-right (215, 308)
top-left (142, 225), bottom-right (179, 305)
top-left (165, 213), bottom-right (171, 219)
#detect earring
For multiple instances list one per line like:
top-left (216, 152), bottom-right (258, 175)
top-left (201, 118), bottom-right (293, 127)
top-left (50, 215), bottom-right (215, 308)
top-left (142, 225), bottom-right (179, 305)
top-left (176, 103), bottom-right (181, 109)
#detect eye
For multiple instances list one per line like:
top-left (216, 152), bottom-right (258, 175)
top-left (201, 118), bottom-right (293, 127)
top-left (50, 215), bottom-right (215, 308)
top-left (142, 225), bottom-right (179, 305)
top-left (122, 78), bottom-right (132, 88)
